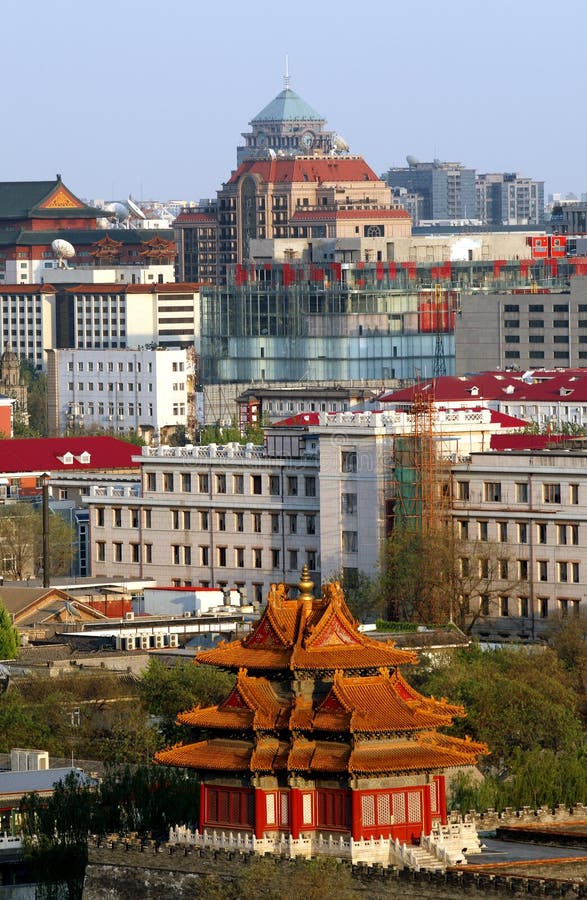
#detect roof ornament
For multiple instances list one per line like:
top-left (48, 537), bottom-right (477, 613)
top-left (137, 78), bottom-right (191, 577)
top-left (297, 565), bottom-right (314, 603)
top-left (284, 53), bottom-right (290, 91)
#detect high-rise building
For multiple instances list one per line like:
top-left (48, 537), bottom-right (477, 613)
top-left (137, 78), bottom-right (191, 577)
top-left (476, 173), bottom-right (544, 226)
top-left (382, 158), bottom-right (477, 222)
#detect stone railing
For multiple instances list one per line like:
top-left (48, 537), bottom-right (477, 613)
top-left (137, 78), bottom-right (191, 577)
top-left (141, 442), bottom-right (265, 460)
top-left (0, 832), bottom-right (22, 851)
top-left (467, 802), bottom-right (587, 830)
top-left (422, 818), bottom-right (482, 866)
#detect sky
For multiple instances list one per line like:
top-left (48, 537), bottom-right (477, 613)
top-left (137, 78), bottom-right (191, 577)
top-left (5, 0), bottom-right (587, 203)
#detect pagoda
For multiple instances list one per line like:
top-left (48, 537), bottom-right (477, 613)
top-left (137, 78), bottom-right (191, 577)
top-left (156, 569), bottom-right (487, 862)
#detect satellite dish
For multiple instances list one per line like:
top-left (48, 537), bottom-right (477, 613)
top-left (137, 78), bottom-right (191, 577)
top-left (104, 202), bottom-right (129, 223)
top-left (127, 196), bottom-right (147, 220)
top-left (406, 155), bottom-right (419, 166)
top-left (51, 239), bottom-right (75, 268)
top-left (332, 133), bottom-right (350, 153)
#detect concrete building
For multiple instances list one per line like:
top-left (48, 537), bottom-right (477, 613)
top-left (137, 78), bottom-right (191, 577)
top-left (383, 158), bottom-right (477, 222)
top-left (476, 173), bottom-right (545, 227)
top-left (455, 276), bottom-right (587, 372)
top-left (46, 347), bottom-right (196, 442)
top-left (173, 203), bottom-right (218, 284)
top-left (85, 409), bottom-right (523, 599)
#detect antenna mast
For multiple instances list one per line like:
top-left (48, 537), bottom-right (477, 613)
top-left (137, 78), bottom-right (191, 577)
top-left (284, 53), bottom-right (290, 90)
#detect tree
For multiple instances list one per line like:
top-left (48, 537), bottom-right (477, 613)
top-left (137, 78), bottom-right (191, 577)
top-left (0, 600), bottom-right (19, 658)
top-left (378, 522), bottom-right (521, 629)
top-left (0, 502), bottom-right (75, 580)
top-left (19, 358), bottom-right (48, 437)
top-left (324, 570), bottom-right (383, 623)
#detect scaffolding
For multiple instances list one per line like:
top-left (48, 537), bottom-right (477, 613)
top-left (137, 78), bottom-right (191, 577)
top-left (391, 389), bottom-right (453, 534)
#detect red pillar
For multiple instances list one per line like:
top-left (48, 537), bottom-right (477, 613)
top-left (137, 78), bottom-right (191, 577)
top-left (254, 788), bottom-right (265, 839)
top-left (199, 783), bottom-right (206, 831)
top-left (437, 776), bottom-right (447, 825)
top-left (290, 788), bottom-right (301, 839)
top-left (422, 784), bottom-right (432, 836)
top-left (351, 789), bottom-right (361, 841)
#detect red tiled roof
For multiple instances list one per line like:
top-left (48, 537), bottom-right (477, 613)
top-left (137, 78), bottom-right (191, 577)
top-left (382, 371), bottom-right (587, 406)
top-left (63, 283), bottom-right (201, 295)
top-left (173, 212), bottom-right (217, 225)
top-left (0, 436), bottom-right (140, 473)
top-left (489, 433), bottom-right (570, 451)
top-left (290, 208), bottom-right (410, 221)
top-left (227, 157), bottom-right (382, 186)
top-left (274, 413), bottom-right (320, 427)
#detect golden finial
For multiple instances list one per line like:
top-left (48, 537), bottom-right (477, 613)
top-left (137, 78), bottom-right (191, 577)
top-left (297, 565), bottom-right (315, 602)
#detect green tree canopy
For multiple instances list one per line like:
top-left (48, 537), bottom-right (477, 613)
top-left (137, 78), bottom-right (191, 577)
top-left (0, 502), bottom-right (75, 580)
top-left (0, 600), bottom-right (19, 659)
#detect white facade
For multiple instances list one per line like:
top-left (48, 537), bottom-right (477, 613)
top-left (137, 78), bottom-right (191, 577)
top-left (47, 348), bottom-right (194, 440)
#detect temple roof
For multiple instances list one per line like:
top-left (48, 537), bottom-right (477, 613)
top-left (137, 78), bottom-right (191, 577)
top-left (155, 731), bottom-right (487, 775)
top-left (0, 178), bottom-right (104, 220)
top-left (178, 669), bottom-right (289, 731)
top-left (251, 88), bottom-right (324, 124)
top-left (196, 579), bottom-right (418, 673)
top-left (226, 157), bottom-right (380, 186)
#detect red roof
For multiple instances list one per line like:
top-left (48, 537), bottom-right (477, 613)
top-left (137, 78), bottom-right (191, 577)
top-left (173, 212), bottom-right (217, 225)
top-left (382, 370), bottom-right (587, 406)
top-left (274, 412), bottom-right (320, 427)
top-left (489, 433), bottom-right (569, 451)
top-left (291, 208), bottom-right (409, 221)
top-left (227, 157), bottom-right (381, 186)
top-left (0, 436), bottom-right (140, 474)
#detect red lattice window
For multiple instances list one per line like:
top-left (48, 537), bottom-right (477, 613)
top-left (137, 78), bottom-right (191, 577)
top-left (205, 787), bottom-right (254, 829)
top-left (316, 789), bottom-right (351, 831)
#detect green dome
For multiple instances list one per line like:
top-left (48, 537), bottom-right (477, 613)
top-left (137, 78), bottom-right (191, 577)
top-left (251, 88), bottom-right (324, 124)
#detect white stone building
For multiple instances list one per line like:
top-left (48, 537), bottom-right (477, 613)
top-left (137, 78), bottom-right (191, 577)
top-left (46, 347), bottom-right (195, 442)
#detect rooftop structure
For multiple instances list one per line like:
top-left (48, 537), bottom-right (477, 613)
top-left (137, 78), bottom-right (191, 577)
top-left (155, 573), bottom-right (486, 863)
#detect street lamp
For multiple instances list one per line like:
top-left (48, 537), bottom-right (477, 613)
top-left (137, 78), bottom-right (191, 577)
top-left (40, 472), bottom-right (50, 588)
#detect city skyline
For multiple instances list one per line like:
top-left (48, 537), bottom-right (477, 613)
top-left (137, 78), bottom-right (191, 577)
top-left (6, 0), bottom-right (587, 202)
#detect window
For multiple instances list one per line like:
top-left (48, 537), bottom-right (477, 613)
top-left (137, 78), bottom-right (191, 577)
top-left (484, 482), bottom-right (501, 502)
top-left (504, 304), bottom-right (519, 312)
top-left (251, 474), bottom-right (262, 495)
top-left (341, 451), bottom-right (357, 473)
top-left (519, 596), bottom-right (529, 617)
top-left (233, 474), bottom-right (244, 494)
top-left (96, 507), bottom-right (105, 527)
top-left (172, 544), bottom-right (181, 565)
top-left (217, 512), bottom-right (226, 531)
top-left (163, 472), bottom-right (173, 492)
top-left (479, 558), bottom-right (489, 579)
top-left (505, 335), bottom-right (520, 343)
top-left (235, 512), bottom-right (244, 532)
top-left (478, 521), bottom-right (488, 541)
top-left (113, 508), bottom-right (122, 528)
top-left (269, 475), bottom-right (280, 496)
top-left (271, 548), bottom-right (280, 568)
top-left (538, 560), bottom-right (548, 581)
top-left (287, 476), bottom-right (298, 496)
top-left (235, 547), bottom-right (245, 568)
top-left (570, 484), bottom-right (579, 504)
top-left (343, 531), bottom-right (358, 553)
top-left (480, 595), bottom-right (490, 616)
top-left (181, 473), bottom-right (192, 492)
top-left (289, 549), bottom-right (298, 570)
top-left (537, 523), bottom-right (547, 544)
top-left (288, 514), bottom-right (297, 534)
top-left (307, 550), bottom-right (317, 569)
top-left (543, 483), bottom-right (561, 503)
top-left (200, 510), bottom-right (209, 530)
top-left (457, 481), bottom-right (470, 501)
top-left (216, 474), bottom-right (226, 494)
top-left (199, 473), bottom-right (209, 493)
top-left (499, 559), bottom-right (508, 579)
top-left (459, 557), bottom-right (470, 577)
top-left (341, 493), bottom-right (357, 515)
top-left (572, 562), bottom-right (580, 583)
top-left (96, 541), bottom-right (105, 562)
top-left (252, 513), bottom-right (262, 533)
top-left (200, 546), bottom-right (209, 566)
top-left (253, 548), bottom-right (262, 568)
top-left (218, 546), bottom-right (227, 567)
top-left (270, 513), bottom-right (279, 534)
top-left (144, 543), bottom-right (152, 564)
top-left (529, 304), bottom-right (544, 312)
top-left (539, 597), bottom-right (549, 618)
top-left (144, 509), bottom-right (152, 528)
top-left (498, 522), bottom-right (507, 542)
top-left (306, 514), bottom-right (316, 535)
top-left (458, 520), bottom-right (468, 540)
top-left (518, 559), bottom-right (528, 580)
top-left (113, 542), bottom-right (123, 563)
top-left (305, 476), bottom-right (316, 497)
top-left (500, 596), bottom-right (509, 617)
top-left (130, 543), bottom-right (140, 563)
top-left (517, 522), bottom-right (528, 543)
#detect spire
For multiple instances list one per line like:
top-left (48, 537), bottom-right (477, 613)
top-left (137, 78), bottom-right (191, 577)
top-left (284, 53), bottom-right (290, 91)
top-left (297, 565), bottom-right (314, 603)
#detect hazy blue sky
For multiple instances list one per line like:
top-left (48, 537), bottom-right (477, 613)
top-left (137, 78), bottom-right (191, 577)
top-left (6, 0), bottom-right (586, 202)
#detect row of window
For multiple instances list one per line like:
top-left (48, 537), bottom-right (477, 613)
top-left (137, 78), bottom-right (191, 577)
top-left (100, 506), bottom-right (319, 536)
top-left (457, 519), bottom-right (580, 545)
top-left (144, 471), bottom-right (317, 497)
top-left (457, 480), bottom-right (579, 505)
top-left (478, 594), bottom-right (580, 619)
top-left (67, 382), bottom-right (156, 393)
top-left (73, 402), bottom-right (153, 419)
top-left (96, 540), bottom-right (317, 570)
top-left (460, 556), bottom-right (580, 583)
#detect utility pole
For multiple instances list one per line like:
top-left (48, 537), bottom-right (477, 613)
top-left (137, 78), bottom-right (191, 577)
top-left (41, 472), bottom-right (50, 588)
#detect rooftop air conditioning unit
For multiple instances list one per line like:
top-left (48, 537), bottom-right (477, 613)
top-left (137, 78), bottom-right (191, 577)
top-left (124, 611), bottom-right (135, 621)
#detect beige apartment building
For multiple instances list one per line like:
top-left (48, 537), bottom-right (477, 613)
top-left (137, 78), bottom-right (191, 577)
top-left (453, 449), bottom-right (587, 637)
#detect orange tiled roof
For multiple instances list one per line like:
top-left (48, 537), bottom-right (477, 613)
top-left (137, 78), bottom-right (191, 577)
top-left (196, 581), bottom-right (417, 672)
top-left (288, 736), bottom-right (351, 772)
top-left (250, 736), bottom-right (289, 772)
top-left (155, 738), bottom-right (253, 771)
top-left (179, 669), bottom-right (290, 731)
top-left (349, 732), bottom-right (488, 774)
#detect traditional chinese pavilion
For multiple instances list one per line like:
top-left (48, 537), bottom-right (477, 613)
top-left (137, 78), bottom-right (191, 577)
top-left (156, 569), bottom-right (486, 860)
